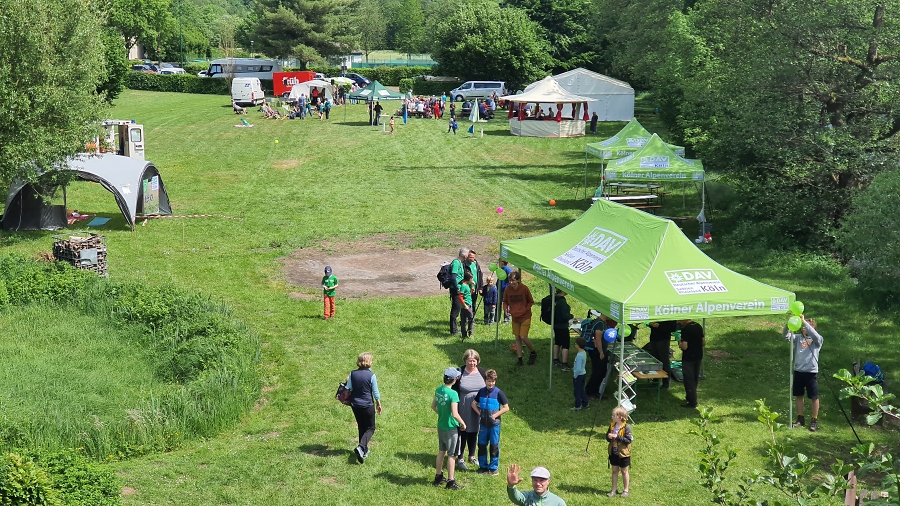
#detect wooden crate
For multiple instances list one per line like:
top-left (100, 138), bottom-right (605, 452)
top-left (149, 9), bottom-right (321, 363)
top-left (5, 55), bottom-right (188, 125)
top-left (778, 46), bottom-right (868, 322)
top-left (52, 234), bottom-right (108, 277)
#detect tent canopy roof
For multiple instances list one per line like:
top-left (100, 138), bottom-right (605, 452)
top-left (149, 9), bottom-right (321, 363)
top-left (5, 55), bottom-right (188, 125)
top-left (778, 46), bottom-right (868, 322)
top-left (586, 118), bottom-right (685, 159)
top-left (500, 199), bottom-right (793, 322)
top-left (288, 80), bottom-right (335, 102)
top-left (3, 153), bottom-right (171, 230)
top-left (500, 76), bottom-right (592, 104)
top-left (347, 80), bottom-right (404, 100)
top-left (526, 68), bottom-right (634, 95)
top-left (605, 133), bottom-right (703, 181)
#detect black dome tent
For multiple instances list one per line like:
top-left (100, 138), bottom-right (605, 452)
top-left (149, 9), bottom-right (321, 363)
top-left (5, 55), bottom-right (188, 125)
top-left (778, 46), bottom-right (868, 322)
top-left (2, 153), bottom-right (171, 231)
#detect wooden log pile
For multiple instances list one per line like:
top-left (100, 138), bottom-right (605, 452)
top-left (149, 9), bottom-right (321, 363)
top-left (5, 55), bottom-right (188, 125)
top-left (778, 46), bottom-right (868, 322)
top-left (52, 234), bottom-right (108, 277)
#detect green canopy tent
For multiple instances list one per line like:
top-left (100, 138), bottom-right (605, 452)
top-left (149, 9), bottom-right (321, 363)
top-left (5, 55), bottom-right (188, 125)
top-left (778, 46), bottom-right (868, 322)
top-left (601, 133), bottom-right (707, 230)
top-left (580, 118), bottom-right (685, 199)
top-left (347, 80), bottom-right (405, 102)
top-left (499, 199), bottom-right (795, 414)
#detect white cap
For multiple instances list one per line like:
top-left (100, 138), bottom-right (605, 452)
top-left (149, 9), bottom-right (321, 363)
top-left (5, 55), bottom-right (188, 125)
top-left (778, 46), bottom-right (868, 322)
top-left (443, 367), bottom-right (461, 379)
top-left (590, 310), bottom-right (602, 318)
top-left (530, 466), bottom-right (551, 479)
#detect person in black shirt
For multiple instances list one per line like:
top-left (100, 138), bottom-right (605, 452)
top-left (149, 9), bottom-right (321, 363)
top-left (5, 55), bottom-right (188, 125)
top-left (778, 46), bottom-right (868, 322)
top-left (677, 319), bottom-right (705, 408)
top-left (647, 321), bottom-right (677, 389)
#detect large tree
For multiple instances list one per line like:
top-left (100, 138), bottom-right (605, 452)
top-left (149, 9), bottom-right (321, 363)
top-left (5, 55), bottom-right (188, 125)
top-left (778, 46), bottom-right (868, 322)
top-left (106, 0), bottom-right (173, 54)
top-left (394, 0), bottom-right (426, 55)
top-left (504, 0), bottom-right (598, 73)
top-left (353, 0), bottom-right (387, 63)
top-left (0, 0), bottom-right (109, 185)
top-left (656, 0), bottom-right (900, 249)
top-left (430, 1), bottom-right (552, 90)
top-left (247, 0), bottom-right (353, 63)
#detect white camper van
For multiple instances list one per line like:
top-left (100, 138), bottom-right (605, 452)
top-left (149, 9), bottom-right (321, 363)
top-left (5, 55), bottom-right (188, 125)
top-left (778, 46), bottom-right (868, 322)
top-left (231, 78), bottom-right (265, 106)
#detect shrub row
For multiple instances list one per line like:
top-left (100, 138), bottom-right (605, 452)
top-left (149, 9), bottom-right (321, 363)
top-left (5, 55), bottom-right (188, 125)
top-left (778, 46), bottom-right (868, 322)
top-left (0, 256), bottom-right (261, 460)
top-left (411, 79), bottom-right (461, 97)
top-left (0, 449), bottom-right (120, 506)
top-left (302, 65), bottom-right (432, 86)
top-left (125, 72), bottom-right (229, 95)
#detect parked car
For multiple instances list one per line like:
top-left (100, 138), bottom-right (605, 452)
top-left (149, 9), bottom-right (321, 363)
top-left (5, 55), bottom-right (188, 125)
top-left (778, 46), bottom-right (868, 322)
top-left (197, 70), bottom-right (209, 77)
top-left (314, 72), bottom-right (326, 81)
top-left (343, 72), bottom-right (370, 86)
top-left (450, 81), bottom-right (507, 102)
top-left (159, 68), bottom-right (186, 75)
top-left (131, 64), bottom-right (158, 73)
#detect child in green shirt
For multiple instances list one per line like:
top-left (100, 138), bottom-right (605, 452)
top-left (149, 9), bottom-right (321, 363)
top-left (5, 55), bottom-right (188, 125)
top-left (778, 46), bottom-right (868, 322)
top-left (458, 271), bottom-right (474, 340)
top-left (432, 368), bottom-right (466, 490)
top-left (322, 266), bottom-right (338, 320)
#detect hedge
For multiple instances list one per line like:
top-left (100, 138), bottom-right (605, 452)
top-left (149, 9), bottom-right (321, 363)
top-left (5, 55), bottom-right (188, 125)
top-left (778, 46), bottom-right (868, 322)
top-left (411, 79), bottom-right (461, 97)
top-left (125, 73), bottom-right (229, 95)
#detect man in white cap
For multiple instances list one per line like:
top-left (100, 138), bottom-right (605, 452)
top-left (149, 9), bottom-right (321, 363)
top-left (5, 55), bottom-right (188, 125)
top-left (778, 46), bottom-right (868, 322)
top-left (506, 463), bottom-right (566, 505)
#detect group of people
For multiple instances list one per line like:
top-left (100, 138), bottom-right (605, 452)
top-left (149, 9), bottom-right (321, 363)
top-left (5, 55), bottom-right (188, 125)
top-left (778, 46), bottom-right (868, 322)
top-left (447, 248), bottom-right (510, 340)
top-left (264, 93), bottom-right (333, 120)
top-left (344, 348), bottom-right (634, 502)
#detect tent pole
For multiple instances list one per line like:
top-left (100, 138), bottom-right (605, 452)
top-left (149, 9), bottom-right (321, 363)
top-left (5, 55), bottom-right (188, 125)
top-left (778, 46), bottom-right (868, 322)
top-left (581, 151), bottom-right (588, 200)
top-left (618, 322), bottom-right (625, 409)
top-left (495, 256), bottom-right (501, 349)
top-left (549, 284), bottom-right (556, 391)
top-left (700, 318), bottom-right (706, 379)
top-left (789, 331), bottom-right (794, 428)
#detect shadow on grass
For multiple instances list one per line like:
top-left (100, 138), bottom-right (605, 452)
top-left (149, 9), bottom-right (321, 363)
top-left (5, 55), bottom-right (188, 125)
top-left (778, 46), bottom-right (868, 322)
top-left (373, 471), bottom-right (428, 487)
top-left (399, 319), bottom-right (448, 338)
top-left (392, 452), bottom-right (435, 470)
top-left (297, 444), bottom-right (348, 458)
top-left (557, 483), bottom-right (606, 495)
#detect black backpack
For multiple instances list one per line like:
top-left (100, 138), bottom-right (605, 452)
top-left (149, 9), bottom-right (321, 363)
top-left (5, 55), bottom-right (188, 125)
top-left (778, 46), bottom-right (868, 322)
top-left (437, 262), bottom-right (455, 289)
top-left (540, 295), bottom-right (553, 325)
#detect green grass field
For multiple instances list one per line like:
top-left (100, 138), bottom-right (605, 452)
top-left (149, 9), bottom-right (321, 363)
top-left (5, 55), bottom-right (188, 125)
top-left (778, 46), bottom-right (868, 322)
top-left (0, 90), bottom-right (896, 505)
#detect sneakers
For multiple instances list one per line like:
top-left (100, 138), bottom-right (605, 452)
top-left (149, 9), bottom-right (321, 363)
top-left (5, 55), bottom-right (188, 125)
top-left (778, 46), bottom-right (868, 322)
top-left (528, 352), bottom-right (537, 365)
top-left (607, 491), bottom-right (617, 497)
top-left (489, 469), bottom-right (499, 476)
top-left (792, 415), bottom-right (805, 428)
top-left (553, 358), bottom-right (561, 366)
top-left (571, 407), bottom-right (582, 412)
top-left (516, 359), bottom-right (524, 367)
top-left (354, 446), bottom-right (364, 463)
top-left (469, 455), bottom-right (478, 466)
top-left (622, 491), bottom-right (630, 497)
top-left (456, 458), bottom-right (468, 471)
top-left (432, 473), bottom-right (447, 487)
top-left (446, 480), bottom-right (464, 490)
top-left (560, 364), bottom-right (570, 371)
top-left (809, 418), bottom-right (818, 432)
top-left (476, 468), bottom-right (489, 474)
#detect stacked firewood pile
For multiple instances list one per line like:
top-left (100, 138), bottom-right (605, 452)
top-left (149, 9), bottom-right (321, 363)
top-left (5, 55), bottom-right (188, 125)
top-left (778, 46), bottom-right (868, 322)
top-left (52, 234), bottom-right (108, 277)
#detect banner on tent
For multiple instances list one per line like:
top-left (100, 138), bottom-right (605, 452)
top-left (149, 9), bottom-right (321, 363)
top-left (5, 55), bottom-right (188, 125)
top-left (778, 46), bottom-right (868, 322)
top-left (530, 263), bottom-right (575, 292)
top-left (665, 269), bottom-right (727, 295)
top-left (553, 227), bottom-right (628, 274)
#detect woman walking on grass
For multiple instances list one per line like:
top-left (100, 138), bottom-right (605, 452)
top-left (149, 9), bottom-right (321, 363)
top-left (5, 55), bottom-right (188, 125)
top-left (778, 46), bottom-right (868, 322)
top-left (346, 352), bottom-right (382, 463)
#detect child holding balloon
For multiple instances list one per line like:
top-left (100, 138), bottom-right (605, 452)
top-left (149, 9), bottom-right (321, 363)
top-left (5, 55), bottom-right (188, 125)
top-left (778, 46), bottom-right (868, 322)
top-left (784, 312), bottom-right (822, 432)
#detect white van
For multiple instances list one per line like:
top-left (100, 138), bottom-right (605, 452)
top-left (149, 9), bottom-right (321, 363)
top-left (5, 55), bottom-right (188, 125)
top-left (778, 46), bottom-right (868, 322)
top-left (450, 81), bottom-right (507, 101)
top-left (231, 78), bottom-right (265, 106)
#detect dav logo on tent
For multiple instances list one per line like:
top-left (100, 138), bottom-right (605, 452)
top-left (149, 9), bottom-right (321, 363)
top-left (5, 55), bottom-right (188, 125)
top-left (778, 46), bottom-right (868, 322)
top-left (629, 306), bottom-right (649, 320)
top-left (554, 227), bottom-right (628, 274)
top-left (609, 302), bottom-right (621, 320)
top-left (500, 246), bottom-right (508, 259)
top-left (626, 137), bottom-right (648, 148)
top-left (771, 297), bottom-right (789, 311)
top-left (640, 156), bottom-right (670, 168)
top-left (665, 269), bottom-right (728, 295)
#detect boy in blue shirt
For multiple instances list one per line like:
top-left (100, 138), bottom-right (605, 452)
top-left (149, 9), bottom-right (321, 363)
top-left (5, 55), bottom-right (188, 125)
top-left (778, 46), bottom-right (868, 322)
top-left (472, 369), bottom-right (509, 475)
top-left (482, 276), bottom-right (498, 325)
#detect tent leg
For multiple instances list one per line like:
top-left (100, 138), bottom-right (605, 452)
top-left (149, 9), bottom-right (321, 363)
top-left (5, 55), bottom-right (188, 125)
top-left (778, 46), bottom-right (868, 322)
top-left (700, 319), bottom-right (706, 380)
top-left (549, 284), bottom-right (556, 391)
top-left (789, 335), bottom-right (794, 428)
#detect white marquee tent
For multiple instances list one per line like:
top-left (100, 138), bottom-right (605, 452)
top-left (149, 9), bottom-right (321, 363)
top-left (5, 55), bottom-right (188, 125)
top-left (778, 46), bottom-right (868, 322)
top-left (525, 68), bottom-right (634, 122)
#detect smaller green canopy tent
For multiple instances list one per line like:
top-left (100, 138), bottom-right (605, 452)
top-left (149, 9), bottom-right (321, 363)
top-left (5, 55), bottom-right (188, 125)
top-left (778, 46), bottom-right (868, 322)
top-left (499, 199), bottom-right (795, 409)
top-left (347, 80), bottom-right (405, 101)
top-left (586, 118), bottom-right (685, 159)
top-left (605, 133), bottom-right (703, 182)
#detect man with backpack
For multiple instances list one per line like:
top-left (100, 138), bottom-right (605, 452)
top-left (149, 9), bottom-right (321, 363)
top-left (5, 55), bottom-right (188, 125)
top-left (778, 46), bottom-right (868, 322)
top-left (464, 250), bottom-right (483, 335)
top-left (446, 248), bottom-right (468, 336)
top-left (541, 289), bottom-right (573, 370)
top-left (581, 310), bottom-right (607, 398)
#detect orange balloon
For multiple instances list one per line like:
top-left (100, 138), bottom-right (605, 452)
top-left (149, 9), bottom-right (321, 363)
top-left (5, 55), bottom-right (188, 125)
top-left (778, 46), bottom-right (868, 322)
top-left (549, 199), bottom-right (557, 206)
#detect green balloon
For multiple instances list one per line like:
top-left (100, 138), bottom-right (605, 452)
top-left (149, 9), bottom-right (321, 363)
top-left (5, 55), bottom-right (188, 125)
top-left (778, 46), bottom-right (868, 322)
top-left (489, 263), bottom-right (498, 272)
top-left (496, 269), bottom-right (507, 281)
top-left (787, 316), bottom-right (802, 332)
top-left (790, 300), bottom-right (804, 316)
top-left (619, 325), bottom-right (631, 338)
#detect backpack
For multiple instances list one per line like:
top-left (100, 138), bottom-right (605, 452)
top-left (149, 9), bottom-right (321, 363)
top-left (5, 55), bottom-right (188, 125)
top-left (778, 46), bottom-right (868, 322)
top-left (540, 295), bottom-right (553, 325)
top-left (437, 262), bottom-right (455, 289)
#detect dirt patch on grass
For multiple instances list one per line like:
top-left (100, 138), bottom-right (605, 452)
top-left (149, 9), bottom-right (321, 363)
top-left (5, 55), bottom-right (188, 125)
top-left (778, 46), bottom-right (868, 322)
top-left (272, 159), bottom-right (302, 170)
top-left (280, 233), bottom-right (495, 299)
top-left (121, 487), bottom-right (137, 496)
top-left (708, 349), bottom-right (732, 363)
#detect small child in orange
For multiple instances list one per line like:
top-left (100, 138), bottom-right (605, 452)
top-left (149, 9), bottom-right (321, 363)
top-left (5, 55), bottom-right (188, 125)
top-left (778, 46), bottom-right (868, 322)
top-left (389, 116), bottom-right (395, 135)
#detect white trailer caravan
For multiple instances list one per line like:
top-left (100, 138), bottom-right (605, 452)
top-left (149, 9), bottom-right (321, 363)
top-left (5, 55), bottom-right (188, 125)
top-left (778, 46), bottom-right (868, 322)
top-left (90, 120), bottom-right (145, 160)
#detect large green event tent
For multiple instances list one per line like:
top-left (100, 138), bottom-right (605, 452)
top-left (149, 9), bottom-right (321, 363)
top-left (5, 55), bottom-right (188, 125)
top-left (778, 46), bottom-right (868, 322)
top-left (499, 199), bottom-right (795, 406)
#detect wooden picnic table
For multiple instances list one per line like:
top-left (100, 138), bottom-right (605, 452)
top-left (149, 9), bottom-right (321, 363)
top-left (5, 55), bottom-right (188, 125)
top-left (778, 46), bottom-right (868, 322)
top-left (594, 194), bottom-right (662, 214)
top-left (605, 183), bottom-right (662, 194)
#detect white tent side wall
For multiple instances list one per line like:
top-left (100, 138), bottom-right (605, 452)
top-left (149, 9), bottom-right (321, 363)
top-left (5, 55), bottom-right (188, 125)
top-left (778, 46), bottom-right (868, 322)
top-left (526, 68), bottom-right (635, 122)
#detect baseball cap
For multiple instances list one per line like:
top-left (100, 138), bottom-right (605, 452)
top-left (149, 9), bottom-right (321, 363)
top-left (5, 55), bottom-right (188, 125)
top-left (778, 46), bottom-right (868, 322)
top-left (530, 467), bottom-right (551, 479)
top-left (590, 310), bottom-right (602, 318)
top-left (443, 367), bottom-right (461, 379)
top-left (325, 266), bottom-right (332, 275)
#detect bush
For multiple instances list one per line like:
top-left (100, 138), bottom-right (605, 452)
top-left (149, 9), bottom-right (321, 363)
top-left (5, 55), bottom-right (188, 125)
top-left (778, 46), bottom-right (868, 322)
top-left (36, 450), bottom-right (119, 506)
top-left (398, 78), bottom-right (414, 94)
top-left (836, 168), bottom-right (900, 303)
top-left (124, 73), bottom-right (229, 95)
top-left (0, 453), bottom-right (57, 505)
top-left (412, 79), bottom-right (460, 97)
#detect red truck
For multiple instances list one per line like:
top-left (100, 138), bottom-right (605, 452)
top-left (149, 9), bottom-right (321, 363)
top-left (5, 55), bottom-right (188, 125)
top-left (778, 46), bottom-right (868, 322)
top-left (273, 71), bottom-right (317, 97)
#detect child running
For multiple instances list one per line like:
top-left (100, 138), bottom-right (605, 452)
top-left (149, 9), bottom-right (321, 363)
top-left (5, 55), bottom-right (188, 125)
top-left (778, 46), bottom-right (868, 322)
top-left (432, 368), bottom-right (466, 490)
top-left (606, 406), bottom-right (633, 497)
top-left (472, 369), bottom-right (509, 475)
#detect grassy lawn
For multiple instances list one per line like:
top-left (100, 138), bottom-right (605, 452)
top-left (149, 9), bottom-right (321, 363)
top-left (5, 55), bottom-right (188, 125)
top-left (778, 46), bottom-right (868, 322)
top-left (0, 90), bottom-right (896, 505)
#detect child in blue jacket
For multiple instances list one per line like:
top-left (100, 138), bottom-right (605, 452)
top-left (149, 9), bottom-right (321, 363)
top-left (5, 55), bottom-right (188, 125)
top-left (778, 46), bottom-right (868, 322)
top-left (482, 277), bottom-right (498, 325)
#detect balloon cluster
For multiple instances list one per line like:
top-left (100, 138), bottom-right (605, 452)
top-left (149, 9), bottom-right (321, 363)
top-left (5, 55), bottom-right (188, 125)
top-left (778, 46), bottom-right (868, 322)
top-left (786, 300), bottom-right (805, 331)
top-left (488, 262), bottom-right (507, 281)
